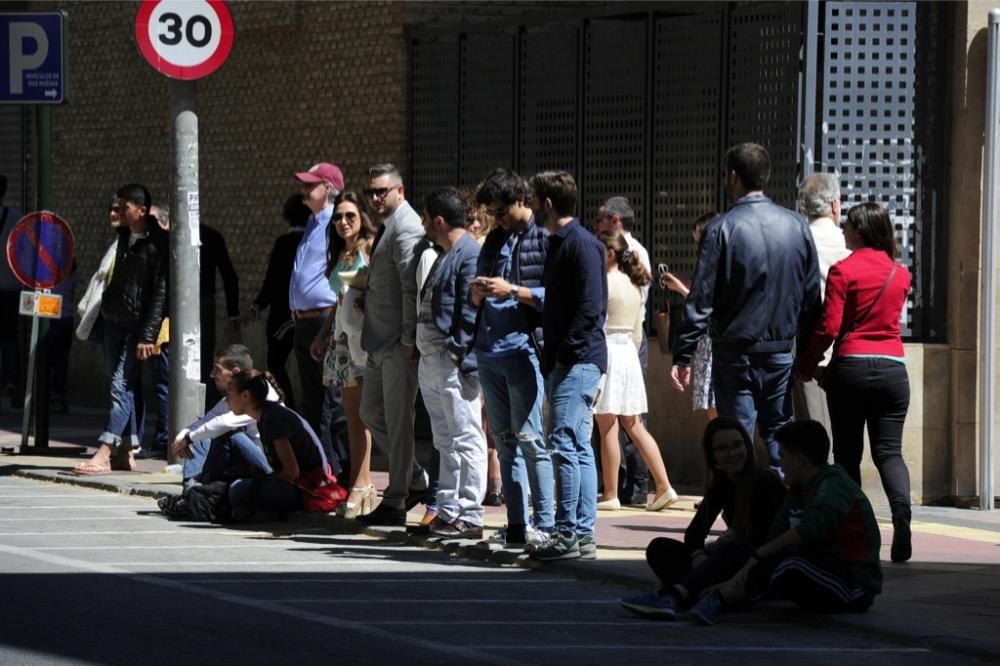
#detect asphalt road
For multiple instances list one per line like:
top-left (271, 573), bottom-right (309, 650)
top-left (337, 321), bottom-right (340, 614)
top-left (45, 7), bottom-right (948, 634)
top-left (0, 477), bottom-right (985, 665)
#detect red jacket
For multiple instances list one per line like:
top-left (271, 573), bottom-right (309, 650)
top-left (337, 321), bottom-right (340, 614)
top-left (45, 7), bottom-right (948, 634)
top-left (800, 247), bottom-right (910, 375)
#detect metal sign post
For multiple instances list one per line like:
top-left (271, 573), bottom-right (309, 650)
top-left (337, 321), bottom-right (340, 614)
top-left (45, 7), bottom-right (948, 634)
top-left (134, 0), bottom-right (234, 459)
top-left (980, 10), bottom-right (1000, 511)
top-left (5, 210), bottom-right (75, 451)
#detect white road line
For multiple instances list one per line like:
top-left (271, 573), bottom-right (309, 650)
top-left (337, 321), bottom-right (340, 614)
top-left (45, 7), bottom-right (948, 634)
top-left (0, 530), bottom-right (257, 537)
top-left (283, 598), bottom-right (615, 604)
top-left (35, 544), bottom-right (288, 551)
top-left (0, 486), bottom-right (115, 499)
top-left (478, 645), bottom-right (930, 653)
top-left (0, 542), bottom-right (526, 666)
top-left (0, 517), bottom-right (160, 522)
top-left (198, 577), bottom-right (562, 584)
top-left (0, 505), bottom-right (151, 509)
top-left (95, 561), bottom-right (482, 567)
top-left (370, 621), bottom-right (669, 626)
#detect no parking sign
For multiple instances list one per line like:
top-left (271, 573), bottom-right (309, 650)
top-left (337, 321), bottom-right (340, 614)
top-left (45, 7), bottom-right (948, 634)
top-left (5, 210), bottom-right (74, 290)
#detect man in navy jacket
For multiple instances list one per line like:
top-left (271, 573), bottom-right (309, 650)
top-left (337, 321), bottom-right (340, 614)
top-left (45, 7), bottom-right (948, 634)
top-left (472, 169), bottom-right (555, 548)
top-left (671, 143), bottom-right (821, 470)
top-left (529, 170), bottom-right (608, 562)
top-left (413, 187), bottom-right (487, 540)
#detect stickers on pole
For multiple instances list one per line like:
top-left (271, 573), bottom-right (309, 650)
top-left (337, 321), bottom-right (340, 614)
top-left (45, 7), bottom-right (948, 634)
top-left (134, 0), bottom-right (234, 80)
top-left (187, 191), bottom-right (201, 246)
top-left (19, 290), bottom-right (62, 319)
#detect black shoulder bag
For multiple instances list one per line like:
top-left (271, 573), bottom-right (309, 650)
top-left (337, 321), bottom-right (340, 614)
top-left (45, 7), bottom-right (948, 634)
top-left (818, 262), bottom-right (897, 391)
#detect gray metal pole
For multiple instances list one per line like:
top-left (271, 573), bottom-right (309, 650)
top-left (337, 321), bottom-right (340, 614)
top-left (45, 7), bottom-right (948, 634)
top-left (979, 10), bottom-right (1000, 511)
top-left (168, 79), bottom-right (203, 462)
top-left (800, 0), bottom-right (820, 179)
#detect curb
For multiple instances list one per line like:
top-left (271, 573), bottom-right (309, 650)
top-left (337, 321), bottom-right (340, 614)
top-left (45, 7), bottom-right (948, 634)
top-left (5, 467), bottom-right (180, 501)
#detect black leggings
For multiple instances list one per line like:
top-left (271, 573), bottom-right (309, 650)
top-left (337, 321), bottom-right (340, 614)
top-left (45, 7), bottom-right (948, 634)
top-left (646, 537), bottom-right (755, 602)
top-left (825, 357), bottom-right (911, 519)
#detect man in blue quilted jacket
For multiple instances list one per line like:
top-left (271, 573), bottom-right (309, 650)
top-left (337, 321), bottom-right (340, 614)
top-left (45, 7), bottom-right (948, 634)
top-left (471, 168), bottom-right (555, 548)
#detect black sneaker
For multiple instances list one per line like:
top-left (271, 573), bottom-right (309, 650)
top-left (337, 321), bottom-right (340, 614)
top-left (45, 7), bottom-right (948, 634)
top-left (482, 490), bottom-right (503, 506)
top-left (357, 503), bottom-right (406, 527)
top-left (407, 516), bottom-right (447, 535)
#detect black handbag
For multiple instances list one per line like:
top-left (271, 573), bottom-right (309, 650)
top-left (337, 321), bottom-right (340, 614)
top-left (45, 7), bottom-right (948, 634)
top-left (818, 263), bottom-right (897, 391)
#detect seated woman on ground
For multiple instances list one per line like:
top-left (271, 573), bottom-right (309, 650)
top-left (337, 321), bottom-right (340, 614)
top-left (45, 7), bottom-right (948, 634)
top-left (226, 370), bottom-right (345, 521)
top-left (619, 416), bottom-right (786, 620)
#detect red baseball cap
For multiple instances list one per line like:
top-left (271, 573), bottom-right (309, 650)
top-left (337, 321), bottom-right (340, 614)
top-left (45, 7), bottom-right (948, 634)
top-left (294, 162), bottom-right (345, 191)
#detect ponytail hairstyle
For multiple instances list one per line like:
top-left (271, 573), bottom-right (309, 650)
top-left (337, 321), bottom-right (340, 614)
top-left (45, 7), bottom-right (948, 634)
top-left (230, 369), bottom-right (285, 408)
top-left (597, 229), bottom-right (651, 288)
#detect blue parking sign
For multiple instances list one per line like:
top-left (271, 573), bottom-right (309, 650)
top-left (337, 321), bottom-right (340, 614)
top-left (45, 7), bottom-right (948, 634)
top-left (0, 13), bottom-right (66, 104)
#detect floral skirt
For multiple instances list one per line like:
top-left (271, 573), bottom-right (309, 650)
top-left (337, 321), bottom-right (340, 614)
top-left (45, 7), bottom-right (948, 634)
top-left (322, 332), bottom-right (365, 389)
top-left (691, 335), bottom-right (714, 410)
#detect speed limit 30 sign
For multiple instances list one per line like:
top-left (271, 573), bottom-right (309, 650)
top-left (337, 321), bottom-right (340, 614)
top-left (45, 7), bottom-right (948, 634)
top-left (135, 0), bottom-right (234, 80)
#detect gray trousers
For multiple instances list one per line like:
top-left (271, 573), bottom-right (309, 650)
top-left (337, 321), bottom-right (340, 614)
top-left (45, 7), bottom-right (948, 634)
top-left (360, 344), bottom-right (425, 509)
top-left (792, 375), bottom-right (833, 442)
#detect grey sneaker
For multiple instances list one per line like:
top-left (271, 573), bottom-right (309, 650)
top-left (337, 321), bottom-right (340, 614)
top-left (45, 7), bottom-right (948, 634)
top-left (530, 532), bottom-right (580, 561)
top-left (577, 534), bottom-right (597, 560)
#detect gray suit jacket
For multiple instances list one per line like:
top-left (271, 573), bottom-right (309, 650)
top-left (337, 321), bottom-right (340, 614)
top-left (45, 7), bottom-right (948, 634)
top-left (361, 200), bottom-right (424, 354)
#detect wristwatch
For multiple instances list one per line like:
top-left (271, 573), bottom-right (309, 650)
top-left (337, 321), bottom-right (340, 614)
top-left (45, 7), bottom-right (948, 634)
top-left (509, 284), bottom-right (519, 301)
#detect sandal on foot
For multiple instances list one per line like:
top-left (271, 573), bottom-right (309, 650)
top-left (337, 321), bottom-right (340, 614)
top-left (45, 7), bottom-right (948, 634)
top-left (73, 462), bottom-right (113, 476)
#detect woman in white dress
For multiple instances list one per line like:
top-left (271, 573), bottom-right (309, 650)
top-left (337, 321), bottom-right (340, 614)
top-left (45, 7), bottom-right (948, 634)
top-left (594, 230), bottom-right (678, 512)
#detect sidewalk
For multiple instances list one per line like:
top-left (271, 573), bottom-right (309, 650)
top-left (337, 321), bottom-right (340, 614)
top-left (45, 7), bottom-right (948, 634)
top-left (2, 410), bottom-right (999, 659)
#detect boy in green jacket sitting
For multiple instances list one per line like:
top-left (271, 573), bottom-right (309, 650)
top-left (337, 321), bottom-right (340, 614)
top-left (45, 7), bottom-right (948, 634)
top-left (690, 419), bottom-right (883, 625)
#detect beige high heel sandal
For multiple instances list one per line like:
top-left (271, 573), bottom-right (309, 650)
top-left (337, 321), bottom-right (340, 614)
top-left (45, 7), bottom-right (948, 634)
top-left (339, 485), bottom-right (377, 519)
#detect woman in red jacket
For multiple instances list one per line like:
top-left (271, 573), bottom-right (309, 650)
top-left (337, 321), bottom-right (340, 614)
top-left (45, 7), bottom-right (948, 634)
top-left (798, 202), bottom-right (912, 563)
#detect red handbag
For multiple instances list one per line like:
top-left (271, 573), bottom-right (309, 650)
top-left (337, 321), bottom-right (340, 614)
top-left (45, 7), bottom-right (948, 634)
top-left (295, 464), bottom-right (347, 513)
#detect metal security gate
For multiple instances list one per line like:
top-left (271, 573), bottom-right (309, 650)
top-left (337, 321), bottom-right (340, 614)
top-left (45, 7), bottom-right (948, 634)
top-left (818, 1), bottom-right (924, 337)
top-left (408, 0), bottom-right (947, 341)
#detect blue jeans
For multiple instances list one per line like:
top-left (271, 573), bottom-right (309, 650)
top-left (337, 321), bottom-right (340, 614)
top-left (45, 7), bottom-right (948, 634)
top-left (711, 347), bottom-right (794, 467)
top-left (100, 325), bottom-right (144, 450)
top-left (545, 362), bottom-right (602, 537)
top-left (479, 352), bottom-right (554, 531)
top-left (184, 431), bottom-right (272, 482)
top-left (153, 344), bottom-right (170, 449)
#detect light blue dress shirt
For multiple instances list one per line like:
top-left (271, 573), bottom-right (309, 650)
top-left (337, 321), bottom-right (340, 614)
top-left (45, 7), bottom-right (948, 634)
top-left (288, 204), bottom-right (336, 311)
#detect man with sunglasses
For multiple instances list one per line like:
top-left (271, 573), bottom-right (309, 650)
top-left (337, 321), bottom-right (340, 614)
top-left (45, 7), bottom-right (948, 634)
top-left (357, 163), bottom-right (429, 526)
top-left (470, 168), bottom-right (554, 548)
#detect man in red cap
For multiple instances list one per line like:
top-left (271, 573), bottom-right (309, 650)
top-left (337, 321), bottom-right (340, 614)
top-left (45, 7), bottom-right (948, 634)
top-left (290, 162), bottom-right (348, 473)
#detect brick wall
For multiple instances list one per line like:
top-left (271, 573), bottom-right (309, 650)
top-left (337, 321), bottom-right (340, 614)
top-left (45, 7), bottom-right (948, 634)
top-left (42, 0), bottom-right (595, 406)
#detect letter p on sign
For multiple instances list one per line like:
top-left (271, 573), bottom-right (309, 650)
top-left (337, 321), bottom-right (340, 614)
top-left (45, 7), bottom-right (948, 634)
top-left (8, 21), bottom-right (47, 94)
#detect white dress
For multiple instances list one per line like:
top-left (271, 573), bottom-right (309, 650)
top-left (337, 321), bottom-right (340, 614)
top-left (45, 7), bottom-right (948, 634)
top-left (594, 271), bottom-right (647, 415)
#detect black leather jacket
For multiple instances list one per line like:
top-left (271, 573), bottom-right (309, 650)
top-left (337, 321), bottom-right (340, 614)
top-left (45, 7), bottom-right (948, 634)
top-left (100, 219), bottom-right (168, 342)
top-left (673, 194), bottom-right (821, 365)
